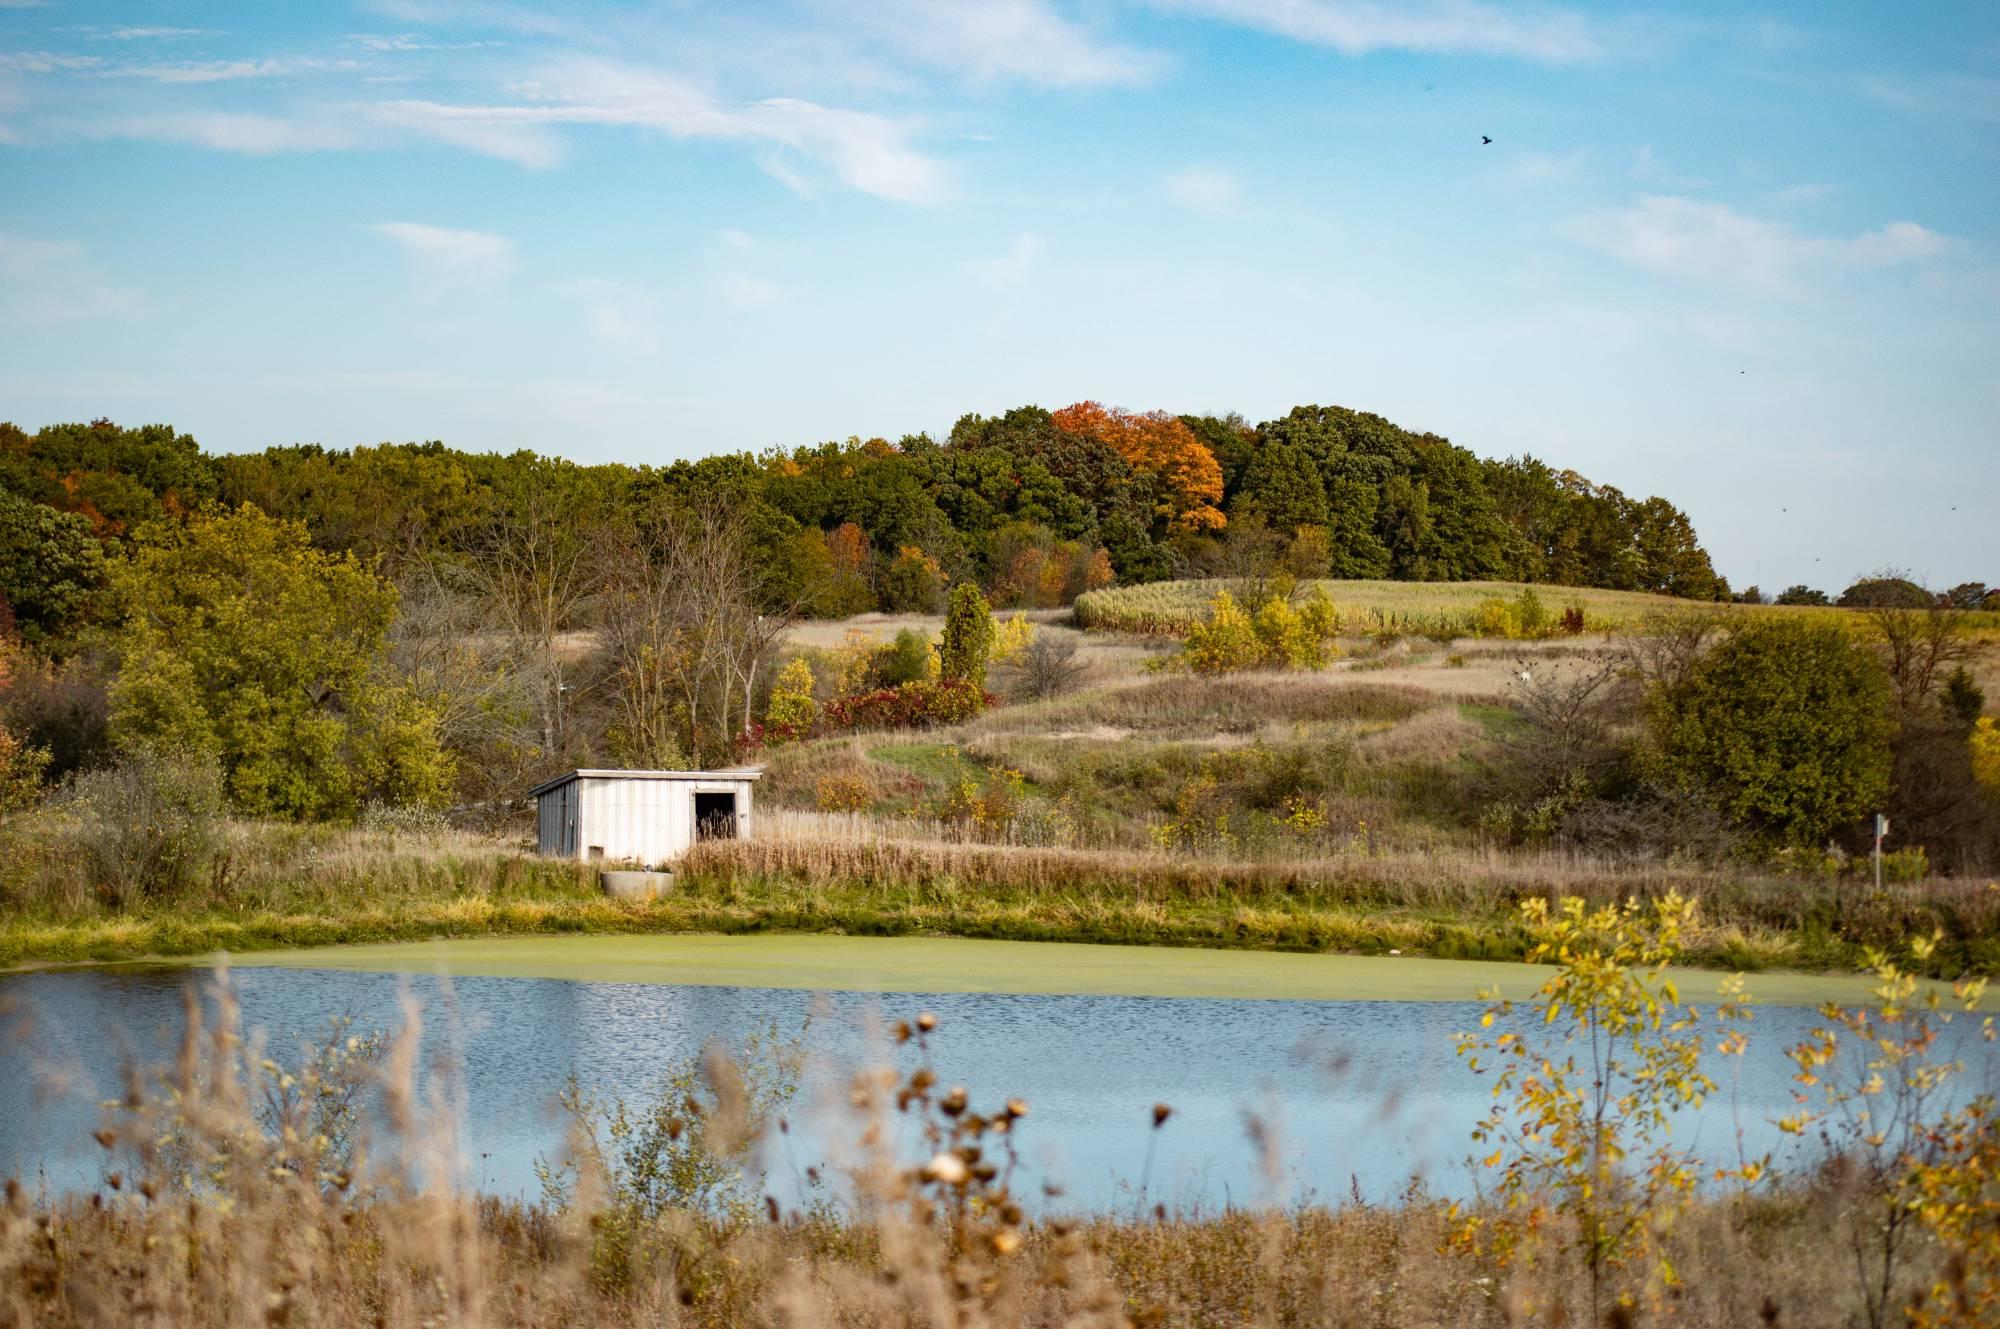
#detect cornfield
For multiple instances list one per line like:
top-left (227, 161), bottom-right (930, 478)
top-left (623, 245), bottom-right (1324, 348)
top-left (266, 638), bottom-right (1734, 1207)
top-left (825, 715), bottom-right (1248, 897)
top-left (1073, 578), bottom-right (2000, 640)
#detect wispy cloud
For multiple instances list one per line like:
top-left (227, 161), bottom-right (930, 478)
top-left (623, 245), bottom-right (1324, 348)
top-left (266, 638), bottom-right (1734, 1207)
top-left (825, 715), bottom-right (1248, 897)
top-left (560, 277), bottom-right (659, 352)
top-left (1629, 144), bottom-right (1706, 189)
top-left (1152, 0), bottom-right (1600, 62)
top-left (371, 221), bottom-right (516, 298)
top-left (848, 0), bottom-right (1165, 88)
top-left (99, 57), bottom-right (355, 84)
top-left (717, 228), bottom-right (754, 249)
top-left (0, 53), bottom-right (107, 75)
top-left (1571, 195), bottom-right (1949, 292)
top-left (718, 272), bottom-right (782, 308)
top-left (1507, 147), bottom-right (1590, 183)
top-left (1162, 165), bottom-right (1241, 212)
top-left (973, 232), bottom-right (1042, 290)
top-left (80, 110), bottom-right (360, 154)
top-left (0, 233), bottom-right (144, 322)
top-left (98, 27), bottom-right (217, 41)
top-left (1859, 72), bottom-right (2000, 124)
top-left (376, 57), bottom-right (949, 201)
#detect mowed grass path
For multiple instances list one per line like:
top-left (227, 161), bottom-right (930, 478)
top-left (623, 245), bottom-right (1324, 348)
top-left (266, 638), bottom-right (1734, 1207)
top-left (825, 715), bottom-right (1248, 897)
top-left (216, 933), bottom-right (1992, 1009)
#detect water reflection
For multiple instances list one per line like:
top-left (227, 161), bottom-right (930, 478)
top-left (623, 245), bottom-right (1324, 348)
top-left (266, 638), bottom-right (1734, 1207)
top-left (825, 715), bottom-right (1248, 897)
top-left (1, 964), bottom-right (1983, 1211)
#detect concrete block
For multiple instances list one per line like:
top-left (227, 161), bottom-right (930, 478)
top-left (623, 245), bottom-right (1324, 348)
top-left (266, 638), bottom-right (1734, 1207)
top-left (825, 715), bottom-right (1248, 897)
top-left (600, 869), bottom-right (674, 900)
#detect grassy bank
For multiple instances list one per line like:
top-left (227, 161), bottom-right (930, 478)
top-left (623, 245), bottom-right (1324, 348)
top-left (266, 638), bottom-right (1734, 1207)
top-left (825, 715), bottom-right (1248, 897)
top-left (6, 825), bottom-right (1998, 978)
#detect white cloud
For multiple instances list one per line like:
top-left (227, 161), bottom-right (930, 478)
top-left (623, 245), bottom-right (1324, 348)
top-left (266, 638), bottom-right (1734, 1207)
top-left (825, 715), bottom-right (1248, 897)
top-left (1162, 165), bottom-right (1240, 212)
top-left (848, 0), bottom-right (1164, 88)
top-left (0, 233), bottom-right (143, 322)
top-left (718, 273), bottom-right (781, 308)
top-left (717, 228), bottom-right (754, 249)
top-left (1153, 0), bottom-right (1600, 62)
top-left (100, 27), bottom-right (215, 41)
top-left (1571, 195), bottom-right (1949, 292)
top-left (0, 53), bottom-right (107, 74)
top-left (100, 57), bottom-right (353, 84)
top-left (371, 221), bottom-right (516, 298)
top-left (375, 58), bottom-right (948, 202)
top-left (560, 278), bottom-right (659, 352)
top-left (973, 232), bottom-right (1042, 290)
top-left (369, 99), bottom-right (563, 165)
top-left (81, 110), bottom-right (360, 153)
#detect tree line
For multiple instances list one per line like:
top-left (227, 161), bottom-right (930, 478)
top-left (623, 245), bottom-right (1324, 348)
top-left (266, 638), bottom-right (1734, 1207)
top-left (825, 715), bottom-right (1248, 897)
top-left (1, 403), bottom-right (1730, 646)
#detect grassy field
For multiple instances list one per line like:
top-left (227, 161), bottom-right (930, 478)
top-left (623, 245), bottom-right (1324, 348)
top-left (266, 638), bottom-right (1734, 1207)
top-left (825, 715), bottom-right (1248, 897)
top-left (216, 930), bottom-right (1998, 1008)
top-left (1072, 575), bottom-right (2000, 639)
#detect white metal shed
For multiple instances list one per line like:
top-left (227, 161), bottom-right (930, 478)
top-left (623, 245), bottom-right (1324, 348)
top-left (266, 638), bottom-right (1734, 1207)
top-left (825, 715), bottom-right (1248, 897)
top-left (529, 768), bottom-right (762, 866)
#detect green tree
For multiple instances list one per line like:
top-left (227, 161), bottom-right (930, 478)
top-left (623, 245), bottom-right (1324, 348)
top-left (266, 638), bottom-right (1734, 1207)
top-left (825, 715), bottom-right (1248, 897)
top-left (1839, 576), bottom-right (1933, 609)
top-left (1231, 441), bottom-right (1327, 532)
top-left (1775, 584), bottom-right (1829, 606)
top-left (878, 544), bottom-right (948, 613)
top-left (1647, 620), bottom-right (1893, 845)
top-left (107, 505), bottom-right (451, 819)
top-left (939, 583), bottom-right (995, 687)
top-left (0, 485), bottom-right (106, 644)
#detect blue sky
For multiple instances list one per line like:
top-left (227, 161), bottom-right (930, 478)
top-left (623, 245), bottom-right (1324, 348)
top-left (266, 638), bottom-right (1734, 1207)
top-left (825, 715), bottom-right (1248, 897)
top-left (1, 0), bottom-right (1994, 592)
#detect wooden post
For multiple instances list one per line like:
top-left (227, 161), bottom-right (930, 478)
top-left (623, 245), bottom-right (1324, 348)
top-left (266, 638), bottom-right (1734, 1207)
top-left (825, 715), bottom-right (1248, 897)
top-left (1873, 813), bottom-right (1889, 890)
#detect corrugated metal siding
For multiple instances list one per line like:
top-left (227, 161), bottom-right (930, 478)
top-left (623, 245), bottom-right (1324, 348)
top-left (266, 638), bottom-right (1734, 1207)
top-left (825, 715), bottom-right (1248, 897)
top-left (542, 775), bottom-right (753, 866)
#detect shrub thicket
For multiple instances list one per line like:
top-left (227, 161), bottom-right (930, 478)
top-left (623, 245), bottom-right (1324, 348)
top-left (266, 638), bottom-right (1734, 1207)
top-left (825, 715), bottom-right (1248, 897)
top-left (1646, 620), bottom-right (1893, 846)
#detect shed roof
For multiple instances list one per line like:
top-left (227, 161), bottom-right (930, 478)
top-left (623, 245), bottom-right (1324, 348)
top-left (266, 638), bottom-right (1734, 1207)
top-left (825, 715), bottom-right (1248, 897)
top-left (528, 767), bottom-right (764, 798)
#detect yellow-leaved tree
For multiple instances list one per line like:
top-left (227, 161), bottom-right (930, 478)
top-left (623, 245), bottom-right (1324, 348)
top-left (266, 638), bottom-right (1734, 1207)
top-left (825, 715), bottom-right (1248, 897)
top-left (1780, 937), bottom-right (1994, 1329)
top-left (1451, 893), bottom-right (1754, 1320)
top-left (763, 658), bottom-right (817, 741)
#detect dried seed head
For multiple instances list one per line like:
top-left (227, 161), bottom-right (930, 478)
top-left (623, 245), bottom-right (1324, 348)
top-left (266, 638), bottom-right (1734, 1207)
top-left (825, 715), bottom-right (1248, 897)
top-left (941, 1086), bottom-right (969, 1116)
top-left (916, 1011), bottom-right (938, 1033)
top-left (1152, 1103), bottom-right (1173, 1128)
top-left (924, 1152), bottom-right (969, 1185)
top-left (94, 1129), bottom-right (116, 1150)
top-left (1005, 1098), bottom-right (1029, 1119)
top-left (990, 1229), bottom-right (1022, 1256)
top-left (893, 1020), bottom-right (912, 1044)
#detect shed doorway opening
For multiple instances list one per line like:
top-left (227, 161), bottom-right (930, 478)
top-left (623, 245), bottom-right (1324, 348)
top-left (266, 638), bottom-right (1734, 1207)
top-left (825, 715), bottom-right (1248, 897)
top-left (693, 791), bottom-right (738, 841)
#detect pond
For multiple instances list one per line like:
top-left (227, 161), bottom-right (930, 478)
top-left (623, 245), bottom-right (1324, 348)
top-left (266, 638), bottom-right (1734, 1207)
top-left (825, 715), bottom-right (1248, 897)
top-left (3, 936), bottom-right (1989, 1212)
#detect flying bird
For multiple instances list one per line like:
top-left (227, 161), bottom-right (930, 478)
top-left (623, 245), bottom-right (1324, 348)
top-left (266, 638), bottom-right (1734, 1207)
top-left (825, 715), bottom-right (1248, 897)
top-left (1481, 135), bottom-right (1493, 145)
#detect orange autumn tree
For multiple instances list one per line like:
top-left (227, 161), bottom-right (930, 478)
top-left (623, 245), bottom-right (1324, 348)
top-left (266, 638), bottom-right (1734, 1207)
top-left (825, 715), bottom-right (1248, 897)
top-left (1051, 402), bottom-right (1225, 534)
